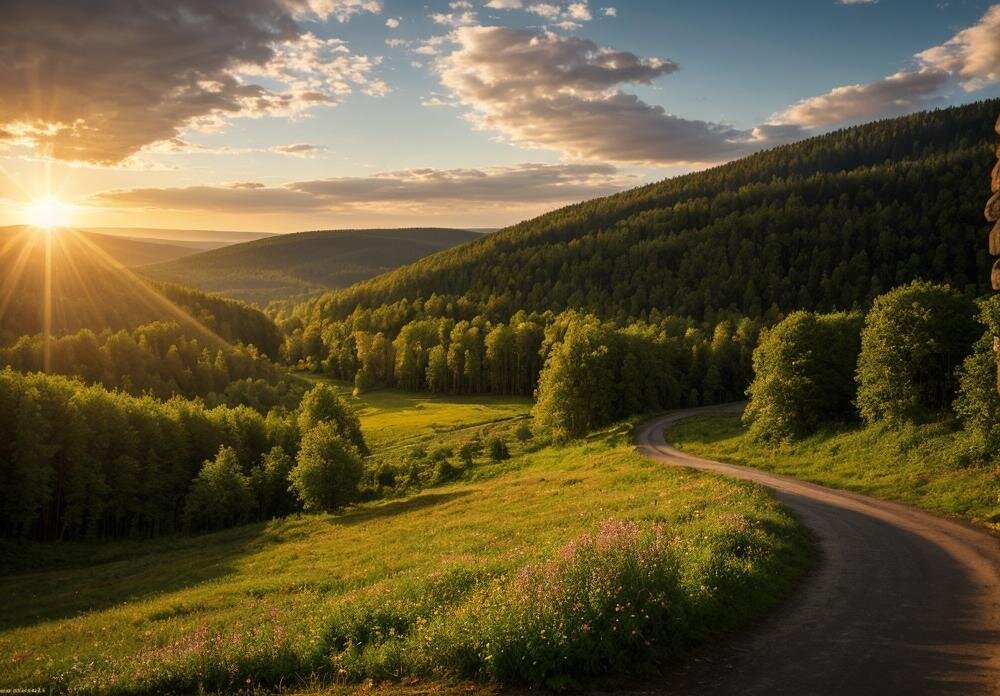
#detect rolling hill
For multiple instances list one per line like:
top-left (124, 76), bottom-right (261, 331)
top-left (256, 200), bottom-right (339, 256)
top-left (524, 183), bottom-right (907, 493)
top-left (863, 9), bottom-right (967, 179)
top-left (298, 99), bottom-right (999, 329)
top-left (141, 227), bottom-right (483, 305)
top-left (0, 226), bottom-right (211, 267)
top-left (0, 226), bottom-right (281, 354)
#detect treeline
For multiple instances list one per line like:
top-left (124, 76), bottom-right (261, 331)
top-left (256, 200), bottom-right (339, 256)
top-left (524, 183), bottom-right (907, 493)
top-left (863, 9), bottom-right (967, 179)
top-left (743, 281), bottom-right (1000, 456)
top-left (0, 370), bottom-right (366, 540)
top-left (283, 304), bottom-right (760, 405)
top-left (283, 100), bottom-right (997, 331)
top-left (532, 313), bottom-right (758, 440)
top-left (0, 321), bottom-right (300, 409)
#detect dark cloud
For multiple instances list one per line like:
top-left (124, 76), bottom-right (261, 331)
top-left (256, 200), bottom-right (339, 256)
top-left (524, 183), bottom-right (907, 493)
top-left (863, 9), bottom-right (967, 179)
top-left (0, 0), bottom-right (382, 164)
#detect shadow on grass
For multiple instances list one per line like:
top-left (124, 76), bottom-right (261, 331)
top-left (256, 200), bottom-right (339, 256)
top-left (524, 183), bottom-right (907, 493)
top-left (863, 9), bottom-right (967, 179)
top-left (0, 522), bottom-right (278, 631)
top-left (331, 490), bottom-right (471, 527)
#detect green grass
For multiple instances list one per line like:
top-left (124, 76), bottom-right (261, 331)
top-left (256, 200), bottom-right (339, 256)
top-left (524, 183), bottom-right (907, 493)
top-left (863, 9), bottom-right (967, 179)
top-left (297, 376), bottom-right (532, 452)
top-left (0, 422), bottom-right (812, 694)
top-left (668, 415), bottom-right (1000, 532)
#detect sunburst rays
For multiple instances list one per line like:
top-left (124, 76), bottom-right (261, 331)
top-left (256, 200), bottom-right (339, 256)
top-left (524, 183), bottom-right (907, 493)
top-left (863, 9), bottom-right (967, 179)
top-left (0, 225), bottom-right (234, 371)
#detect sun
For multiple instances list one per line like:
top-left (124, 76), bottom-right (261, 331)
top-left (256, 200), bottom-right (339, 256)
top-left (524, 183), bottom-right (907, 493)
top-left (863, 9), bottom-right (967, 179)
top-left (25, 196), bottom-right (72, 229)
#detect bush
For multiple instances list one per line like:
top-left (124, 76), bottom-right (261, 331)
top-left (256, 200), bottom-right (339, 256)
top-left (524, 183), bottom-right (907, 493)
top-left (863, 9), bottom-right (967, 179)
top-left (856, 281), bottom-right (978, 424)
top-left (514, 421), bottom-right (532, 442)
top-left (297, 385), bottom-right (368, 455)
top-left (184, 446), bottom-right (253, 532)
top-left (433, 459), bottom-right (460, 484)
top-left (289, 423), bottom-right (363, 512)
top-left (489, 437), bottom-right (510, 461)
top-left (428, 446), bottom-right (454, 462)
top-left (955, 295), bottom-right (1000, 455)
top-left (743, 311), bottom-right (863, 441)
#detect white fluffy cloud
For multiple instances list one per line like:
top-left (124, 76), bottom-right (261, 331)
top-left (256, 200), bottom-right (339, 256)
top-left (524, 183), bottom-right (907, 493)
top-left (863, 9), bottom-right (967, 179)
top-left (773, 3), bottom-right (1000, 129)
top-left (88, 163), bottom-right (637, 213)
top-left (917, 4), bottom-right (1000, 91)
top-left (0, 0), bottom-right (384, 164)
top-left (435, 26), bottom-right (764, 165)
top-left (773, 68), bottom-right (949, 128)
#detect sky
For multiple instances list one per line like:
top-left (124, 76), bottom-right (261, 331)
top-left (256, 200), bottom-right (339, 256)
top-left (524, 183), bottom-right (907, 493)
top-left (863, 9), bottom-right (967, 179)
top-left (1, 0), bottom-right (999, 233)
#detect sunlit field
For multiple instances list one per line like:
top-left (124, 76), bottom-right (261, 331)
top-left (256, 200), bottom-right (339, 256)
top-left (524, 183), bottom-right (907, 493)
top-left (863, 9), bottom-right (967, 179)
top-left (0, 419), bottom-right (812, 694)
top-left (298, 376), bottom-right (532, 451)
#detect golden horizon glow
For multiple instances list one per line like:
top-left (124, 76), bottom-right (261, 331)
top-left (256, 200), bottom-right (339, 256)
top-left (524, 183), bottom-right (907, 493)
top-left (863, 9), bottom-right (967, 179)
top-left (25, 196), bottom-right (73, 229)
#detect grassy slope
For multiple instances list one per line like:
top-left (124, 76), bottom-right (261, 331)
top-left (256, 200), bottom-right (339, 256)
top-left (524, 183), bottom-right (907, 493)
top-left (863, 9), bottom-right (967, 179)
top-left (143, 228), bottom-right (482, 304)
top-left (0, 402), bottom-right (812, 694)
top-left (298, 376), bottom-right (531, 451)
top-left (668, 415), bottom-right (1000, 532)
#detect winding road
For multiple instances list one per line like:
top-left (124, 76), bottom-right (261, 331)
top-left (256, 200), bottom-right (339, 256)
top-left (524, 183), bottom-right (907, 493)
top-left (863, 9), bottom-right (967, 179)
top-left (634, 407), bottom-right (1000, 696)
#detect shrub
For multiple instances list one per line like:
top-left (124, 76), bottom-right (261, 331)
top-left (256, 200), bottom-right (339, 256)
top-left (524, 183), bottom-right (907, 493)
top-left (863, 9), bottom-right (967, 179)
top-left (433, 459), bottom-right (460, 484)
top-left (289, 423), bottom-right (363, 512)
top-left (488, 437), bottom-right (510, 461)
top-left (184, 446), bottom-right (253, 532)
top-left (954, 295), bottom-right (1000, 455)
top-left (743, 311), bottom-right (863, 441)
top-left (856, 281), bottom-right (978, 424)
top-left (514, 421), bottom-right (532, 442)
top-left (375, 464), bottom-right (397, 488)
top-left (458, 442), bottom-right (477, 466)
top-left (428, 446), bottom-right (454, 462)
top-left (297, 385), bottom-right (368, 455)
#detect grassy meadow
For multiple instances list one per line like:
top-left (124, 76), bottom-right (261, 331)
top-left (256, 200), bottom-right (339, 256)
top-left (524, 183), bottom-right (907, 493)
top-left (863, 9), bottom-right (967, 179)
top-left (297, 376), bottom-right (532, 450)
top-left (668, 415), bottom-right (1000, 532)
top-left (0, 398), bottom-right (813, 694)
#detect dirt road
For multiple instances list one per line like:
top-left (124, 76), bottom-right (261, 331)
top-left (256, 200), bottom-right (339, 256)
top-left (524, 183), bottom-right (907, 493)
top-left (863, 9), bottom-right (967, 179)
top-left (634, 408), bottom-right (1000, 695)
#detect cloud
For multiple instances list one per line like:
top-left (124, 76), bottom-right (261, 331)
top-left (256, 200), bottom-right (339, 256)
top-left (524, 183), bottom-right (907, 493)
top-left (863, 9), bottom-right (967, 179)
top-left (485, 0), bottom-right (523, 7)
top-left (0, 0), bottom-right (383, 165)
top-left (917, 4), bottom-right (1000, 91)
top-left (270, 143), bottom-right (328, 157)
top-left (602, 7), bottom-right (618, 17)
top-left (88, 163), bottom-right (637, 213)
top-left (295, 0), bottom-right (383, 21)
top-left (435, 26), bottom-right (765, 165)
top-left (770, 3), bottom-right (1000, 130)
top-left (837, 0), bottom-right (877, 4)
top-left (385, 17), bottom-right (400, 28)
top-left (772, 68), bottom-right (949, 128)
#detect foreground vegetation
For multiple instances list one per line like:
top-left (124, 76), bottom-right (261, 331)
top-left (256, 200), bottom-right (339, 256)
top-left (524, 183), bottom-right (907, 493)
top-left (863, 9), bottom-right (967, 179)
top-left (668, 415), bottom-right (1000, 532)
top-left (0, 421), bottom-right (812, 694)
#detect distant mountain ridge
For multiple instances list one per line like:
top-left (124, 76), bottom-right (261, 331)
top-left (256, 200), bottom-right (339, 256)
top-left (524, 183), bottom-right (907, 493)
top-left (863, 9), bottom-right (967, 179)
top-left (142, 227), bottom-right (483, 305)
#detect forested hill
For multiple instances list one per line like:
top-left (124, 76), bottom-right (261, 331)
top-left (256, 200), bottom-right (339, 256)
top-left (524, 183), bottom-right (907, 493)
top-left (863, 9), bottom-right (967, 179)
top-left (301, 99), bottom-right (999, 326)
top-left (142, 227), bottom-right (482, 305)
top-left (0, 227), bottom-right (282, 356)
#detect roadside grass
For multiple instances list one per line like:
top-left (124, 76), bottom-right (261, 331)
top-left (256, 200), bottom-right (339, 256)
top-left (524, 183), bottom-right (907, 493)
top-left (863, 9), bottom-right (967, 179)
top-left (668, 415), bottom-right (1000, 532)
top-left (0, 421), bottom-right (813, 694)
